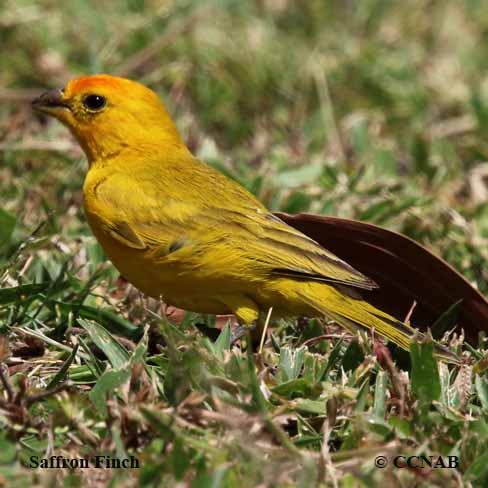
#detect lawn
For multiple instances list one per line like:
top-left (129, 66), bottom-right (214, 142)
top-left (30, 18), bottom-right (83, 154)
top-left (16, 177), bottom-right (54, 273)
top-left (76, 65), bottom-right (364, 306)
top-left (1, 1), bottom-right (488, 486)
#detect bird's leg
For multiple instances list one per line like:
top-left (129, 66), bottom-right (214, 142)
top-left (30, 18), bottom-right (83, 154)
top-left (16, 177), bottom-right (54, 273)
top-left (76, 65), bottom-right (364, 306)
top-left (230, 308), bottom-right (274, 347)
top-left (230, 323), bottom-right (256, 344)
top-left (219, 294), bottom-right (260, 346)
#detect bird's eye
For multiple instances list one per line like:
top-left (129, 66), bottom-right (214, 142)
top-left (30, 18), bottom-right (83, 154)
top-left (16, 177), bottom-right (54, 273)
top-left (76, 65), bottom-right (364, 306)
top-left (83, 94), bottom-right (106, 111)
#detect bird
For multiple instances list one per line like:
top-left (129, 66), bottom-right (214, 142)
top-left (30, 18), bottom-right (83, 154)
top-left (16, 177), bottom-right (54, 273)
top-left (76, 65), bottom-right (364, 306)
top-left (32, 74), bottom-right (458, 362)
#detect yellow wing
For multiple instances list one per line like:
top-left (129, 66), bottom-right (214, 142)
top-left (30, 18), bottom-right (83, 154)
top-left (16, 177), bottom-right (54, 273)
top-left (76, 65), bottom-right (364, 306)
top-left (90, 158), bottom-right (377, 291)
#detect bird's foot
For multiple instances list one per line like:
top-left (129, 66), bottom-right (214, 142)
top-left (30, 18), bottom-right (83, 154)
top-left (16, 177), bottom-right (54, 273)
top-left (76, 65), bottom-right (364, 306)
top-left (230, 323), bottom-right (256, 345)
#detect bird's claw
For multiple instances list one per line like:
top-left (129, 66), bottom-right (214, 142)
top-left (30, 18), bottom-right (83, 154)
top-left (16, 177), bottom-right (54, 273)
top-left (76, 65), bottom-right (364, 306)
top-left (230, 324), bottom-right (256, 344)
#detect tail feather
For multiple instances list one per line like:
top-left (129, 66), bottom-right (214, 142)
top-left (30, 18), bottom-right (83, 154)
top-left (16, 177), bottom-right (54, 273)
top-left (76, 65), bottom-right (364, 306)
top-left (301, 286), bottom-right (460, 364)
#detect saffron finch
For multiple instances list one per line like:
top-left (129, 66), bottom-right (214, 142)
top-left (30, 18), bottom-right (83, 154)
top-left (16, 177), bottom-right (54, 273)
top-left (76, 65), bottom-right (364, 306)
top-left (33, 75), bottom-right (457, 362)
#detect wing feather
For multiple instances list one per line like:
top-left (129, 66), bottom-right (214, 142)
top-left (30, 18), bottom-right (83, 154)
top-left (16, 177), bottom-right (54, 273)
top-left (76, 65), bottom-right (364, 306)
top-left (92, 163), bottom-right (377, 290)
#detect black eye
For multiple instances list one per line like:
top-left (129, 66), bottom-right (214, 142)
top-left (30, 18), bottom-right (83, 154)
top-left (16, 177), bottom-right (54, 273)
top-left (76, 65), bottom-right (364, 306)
top-left (83, 94), bottom-right (106, 111)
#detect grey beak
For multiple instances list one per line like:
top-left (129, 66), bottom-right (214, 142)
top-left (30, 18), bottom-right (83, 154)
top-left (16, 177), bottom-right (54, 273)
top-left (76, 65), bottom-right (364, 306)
top-left (32, 88), bottom-right (68, 111)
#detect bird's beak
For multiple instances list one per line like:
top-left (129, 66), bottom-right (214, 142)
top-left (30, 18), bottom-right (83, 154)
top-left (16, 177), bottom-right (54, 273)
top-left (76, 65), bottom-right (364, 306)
top-left (32, 88), bottom-right (69, 116)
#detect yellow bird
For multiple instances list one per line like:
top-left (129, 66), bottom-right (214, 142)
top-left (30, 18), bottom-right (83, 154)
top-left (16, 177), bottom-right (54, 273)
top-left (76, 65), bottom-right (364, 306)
top-left (33, 75), bottom-right (457, 362)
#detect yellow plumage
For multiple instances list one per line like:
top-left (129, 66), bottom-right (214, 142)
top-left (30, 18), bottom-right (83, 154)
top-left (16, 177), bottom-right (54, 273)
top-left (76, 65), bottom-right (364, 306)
top-left (33, 74), bottom-right (457, 362)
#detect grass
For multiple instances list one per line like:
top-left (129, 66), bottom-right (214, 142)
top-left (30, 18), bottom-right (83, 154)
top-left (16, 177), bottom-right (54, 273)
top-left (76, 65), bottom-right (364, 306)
top-left (1, 0), bottom-right (488, 486)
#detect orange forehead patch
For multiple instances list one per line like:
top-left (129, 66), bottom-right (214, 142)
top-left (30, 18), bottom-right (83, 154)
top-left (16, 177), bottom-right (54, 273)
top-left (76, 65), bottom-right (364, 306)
top-left (65, 75), bottom-right (127, 96)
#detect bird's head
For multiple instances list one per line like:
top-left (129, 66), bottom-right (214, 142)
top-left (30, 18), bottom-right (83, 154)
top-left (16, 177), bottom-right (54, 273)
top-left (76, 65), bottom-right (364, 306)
top-left (32, 75), bottom-right (186, 163)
